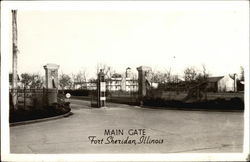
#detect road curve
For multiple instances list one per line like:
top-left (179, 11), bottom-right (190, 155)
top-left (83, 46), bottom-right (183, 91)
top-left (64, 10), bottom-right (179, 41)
top-left (10, 99), bottom-right (243, 153)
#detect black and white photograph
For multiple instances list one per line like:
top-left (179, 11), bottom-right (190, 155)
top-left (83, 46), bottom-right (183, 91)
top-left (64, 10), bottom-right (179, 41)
top-left (1, 1), bottom-right (249, 161)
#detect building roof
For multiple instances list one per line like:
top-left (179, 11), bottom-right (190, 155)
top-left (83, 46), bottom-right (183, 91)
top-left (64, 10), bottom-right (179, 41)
top-left (207, 76), bottom-right (224, 82)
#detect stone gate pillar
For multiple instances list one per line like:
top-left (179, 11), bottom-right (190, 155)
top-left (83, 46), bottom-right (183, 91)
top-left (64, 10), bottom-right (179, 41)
top-left (43, 63), bottom-right (59, 106)
top-left (43, 64), bottom-right (60, 89)
top-left (137, 66), bottom-right (152, 106)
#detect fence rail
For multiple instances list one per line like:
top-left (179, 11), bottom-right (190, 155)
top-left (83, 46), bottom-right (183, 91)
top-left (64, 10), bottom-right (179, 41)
top-left (9, 88), bottom-right (61, 110)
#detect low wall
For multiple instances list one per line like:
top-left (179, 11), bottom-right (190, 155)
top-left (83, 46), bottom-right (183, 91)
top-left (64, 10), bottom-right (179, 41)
top-left (12, 88), bottom-right (58, 110)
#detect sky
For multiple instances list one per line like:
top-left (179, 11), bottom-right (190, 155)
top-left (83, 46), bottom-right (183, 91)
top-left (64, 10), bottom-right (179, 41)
top-left (8, 2), bottom-right (249, 79)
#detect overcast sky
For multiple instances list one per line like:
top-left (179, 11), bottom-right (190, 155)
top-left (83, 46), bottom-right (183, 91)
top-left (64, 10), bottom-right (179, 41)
top-left (9, 2), bottom-right (249, 79)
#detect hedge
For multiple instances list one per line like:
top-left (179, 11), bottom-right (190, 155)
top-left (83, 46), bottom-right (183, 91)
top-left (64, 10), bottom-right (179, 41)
top-left (58, 89), bottom-right (94, 96)
top-left (142, 97), bottom-right (244, 110)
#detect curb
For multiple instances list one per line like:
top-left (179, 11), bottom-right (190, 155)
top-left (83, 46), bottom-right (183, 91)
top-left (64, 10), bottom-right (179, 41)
top-left (137, 105), bottom-right (244, 112)
top-left (10, 111), bottom-right (73, 127)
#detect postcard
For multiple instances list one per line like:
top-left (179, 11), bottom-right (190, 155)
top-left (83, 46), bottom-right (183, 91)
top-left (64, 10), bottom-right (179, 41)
top-left (1, 1), bottom-right (249, 161)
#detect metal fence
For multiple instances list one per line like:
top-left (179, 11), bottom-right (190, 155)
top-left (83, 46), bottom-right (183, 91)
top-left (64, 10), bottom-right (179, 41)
top-left (9, 88), bottom-right (58, 110)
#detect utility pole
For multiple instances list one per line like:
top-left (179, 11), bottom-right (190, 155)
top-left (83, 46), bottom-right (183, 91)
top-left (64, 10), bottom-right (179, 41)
top-left (12, 10), bottom-right (18, 110)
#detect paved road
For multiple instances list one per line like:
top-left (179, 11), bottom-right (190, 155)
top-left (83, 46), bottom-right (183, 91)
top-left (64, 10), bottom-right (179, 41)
top-left (10, 99), bottom-right (243, 153)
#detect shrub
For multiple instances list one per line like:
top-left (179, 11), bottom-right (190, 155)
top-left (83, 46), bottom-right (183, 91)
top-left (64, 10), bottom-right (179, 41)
top-left (58, 89), bottom-right (93, 96)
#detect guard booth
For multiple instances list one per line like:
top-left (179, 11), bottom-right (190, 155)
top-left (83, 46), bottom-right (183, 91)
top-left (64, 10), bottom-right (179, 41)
top-left (91, 69), bottom-right (106, 108)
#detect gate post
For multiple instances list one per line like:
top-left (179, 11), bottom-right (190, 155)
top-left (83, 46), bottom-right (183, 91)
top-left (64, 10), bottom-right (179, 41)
top-left (97, 69), bottom-right (106, 108)
top-left (43, 63), bottom-right (59, 106)
top-left (137, 66), bottom-right (152, 106)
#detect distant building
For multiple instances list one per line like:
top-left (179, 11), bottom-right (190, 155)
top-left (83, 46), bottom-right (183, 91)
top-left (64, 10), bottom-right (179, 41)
top-left (106, 70), bottom-right (138, 92)
top-left (106, 73), bottom-right (123, 91)
top-left (73, 82), bottom-right (97, 90)
top-left (124, 78), bottom-right (138, 92)
top-left (73, 68), bottom-right (139, 92)
top-left (207, 75), bottom-right (236, 92)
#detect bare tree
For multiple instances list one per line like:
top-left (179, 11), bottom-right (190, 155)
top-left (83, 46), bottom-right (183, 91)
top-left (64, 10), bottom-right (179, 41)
top-left (96, 63), bottom-right (114, 80)
top-left (196, 64), bottom-right (209, 82)
top-left (59, 73), bottom-right (72, 90)
top-left (150, 68), bottom-right (172, 83)
top-left (201, 64), bottom-right (209, 80)
top-left (20, 73), bottom-right (44, 89)
top-left (171, 75), bottom-right (180, 83)
top-left (150, 68), bottom-right (182, 84)
top-left (74, 69), bottom-right (88, 83)
top-left (183, 67), bottom-right (197, 82)
top-left (71, 69), bottom-right (88, 89)
top-left (164, 68), bottom-right (172, 83)
top-left (150, 70), bottom-right (163, 83)
top-left (70, 73), bottom-right (76, 89)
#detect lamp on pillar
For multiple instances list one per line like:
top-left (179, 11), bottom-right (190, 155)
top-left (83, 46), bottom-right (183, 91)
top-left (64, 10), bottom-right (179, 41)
top-left (97, 69), bottom-right (106, 108)
top-left (137, 66), bottom-right (152, 106)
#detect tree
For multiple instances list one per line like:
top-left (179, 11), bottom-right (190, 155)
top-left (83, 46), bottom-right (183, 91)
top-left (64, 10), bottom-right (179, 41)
top-left (96, 63), bottom-right (114, 80)
top-left (184, 65), bottom-right (210, 83)
top-left (30, 74), bottom-right (44, 88)
top-left (20, 73), bottom-right (44, 89)
top-left (74, 69), bottom-right (88, 83)
top-left (150, 68), bottom-right (171, 83)
top-left (164, 68), bottom-right (172, 83)
top-left (201, 64), bottom-right (209, 79)
top-left (150, 70), bottom-right (163, 83)
top-left (171, 75), bottom-right (181, 83)
top-left (183, 67), bottom-right (197, 82)
top-left (71, 69), bottom-right (88, 89)
top-left (20, 73), bottom-right (33, 88)
top-left (59, 73), bottom-right (72, 90)
top-left (183, 65), bottom-right (211, 100)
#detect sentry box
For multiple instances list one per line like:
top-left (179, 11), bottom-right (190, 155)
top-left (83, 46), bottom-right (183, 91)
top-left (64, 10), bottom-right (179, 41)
top-left (97, 69), bottom-right (106, 108)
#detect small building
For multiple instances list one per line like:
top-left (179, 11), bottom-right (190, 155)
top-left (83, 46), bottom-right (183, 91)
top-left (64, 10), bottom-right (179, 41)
top-left (207, 75), bottom-right (236, 92)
